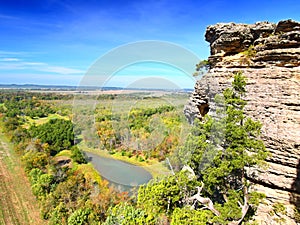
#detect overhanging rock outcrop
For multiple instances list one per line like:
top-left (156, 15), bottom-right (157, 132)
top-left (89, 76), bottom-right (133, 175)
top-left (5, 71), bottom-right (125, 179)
top-left (185, 19), bottom-right (300, 224)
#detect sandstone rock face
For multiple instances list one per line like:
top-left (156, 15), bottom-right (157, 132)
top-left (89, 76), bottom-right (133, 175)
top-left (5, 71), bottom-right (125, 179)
top-left (205, 19), bottom-right (300, 68)
top-left (185, 19), bottom-right (300, 224)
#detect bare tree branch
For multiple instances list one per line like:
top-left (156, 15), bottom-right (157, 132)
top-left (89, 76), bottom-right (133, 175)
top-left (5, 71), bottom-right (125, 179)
top-left (181, 165), bottom-right (196, 180)
top-left (187, 183), bottom-right (220, 216)
top-left (228, 185), bottom-right (250, 225)
top-left (166, 157), bottom-right (175, 175)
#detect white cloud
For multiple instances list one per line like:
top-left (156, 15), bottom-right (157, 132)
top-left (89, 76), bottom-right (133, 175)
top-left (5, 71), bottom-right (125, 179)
top-left (38, 65), bottom-right (85, 74)
top-left (23, 62), bottom-right (46, 66)
top-left (0, 59), bottom-right (85, 75)
top-left (1, 57), bottom-right (21, 62)
top-left (0, 49), bottom-right (85, 76)
top-left (0, 50), bottom-right (28, 56)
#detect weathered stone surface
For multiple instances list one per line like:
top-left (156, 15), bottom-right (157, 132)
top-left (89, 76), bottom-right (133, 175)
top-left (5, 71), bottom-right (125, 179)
top-left (251, 21), bottom-right (277, 39)
top-left (206, 19), bottom-right (300, 68)
top-left (205, 21), bottom-right (276, 56)
top-left (275, 19), bottom-right (300, 34)
top-left (205, 23), bottom-right (254, 55)
top-left (186, 19), bottom-right (300, 224)
top-left (253, 48), bottom-right (300, 67)
top-left (252, 184), bottom-right (300, 225)
top-left (254, 31), bottom-right (300, 50)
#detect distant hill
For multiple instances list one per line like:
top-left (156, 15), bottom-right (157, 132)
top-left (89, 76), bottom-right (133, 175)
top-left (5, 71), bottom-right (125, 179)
top-left (0, 84), bottom-right (193, 92)
top-left (0, 84), bottom-right (78, 90)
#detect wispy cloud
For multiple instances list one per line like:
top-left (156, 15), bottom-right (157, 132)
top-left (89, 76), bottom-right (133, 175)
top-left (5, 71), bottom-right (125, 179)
top-left (38, 65), bottom-right (84, 74)
top-left (0, 13), bottom-right (18, 20)
top-left (1, 57), bottom-right (21, 62)
top-left (0, 50), bottom-right (28, 56)
top-left (0, 59), bottom-right (84, 75)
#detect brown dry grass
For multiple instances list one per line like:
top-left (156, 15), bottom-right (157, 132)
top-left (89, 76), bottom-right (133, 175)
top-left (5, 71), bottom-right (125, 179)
top-left (0, 131), bottom-right (45, 225)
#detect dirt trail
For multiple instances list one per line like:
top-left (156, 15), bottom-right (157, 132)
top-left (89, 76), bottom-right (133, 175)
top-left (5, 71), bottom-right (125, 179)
top-left (0, 131), bottom-right (45, 225)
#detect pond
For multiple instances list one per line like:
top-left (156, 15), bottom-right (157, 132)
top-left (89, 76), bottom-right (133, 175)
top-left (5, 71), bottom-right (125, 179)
top-left (85, 152), bottom-right (153, 192)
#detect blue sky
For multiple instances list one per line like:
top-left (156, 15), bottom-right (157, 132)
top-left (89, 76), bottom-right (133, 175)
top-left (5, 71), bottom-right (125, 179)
top-left (0, 0), bottom-right (299, 88)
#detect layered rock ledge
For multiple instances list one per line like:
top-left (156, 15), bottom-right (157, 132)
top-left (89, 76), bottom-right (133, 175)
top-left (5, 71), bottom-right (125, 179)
top-left (206, 19), bottom-right (300, 68)
top-left (185, 19), bottom-right (300, 224)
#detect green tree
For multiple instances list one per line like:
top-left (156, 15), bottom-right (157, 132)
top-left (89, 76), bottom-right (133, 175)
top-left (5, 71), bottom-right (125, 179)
top-left (104, 203), bottom-right (147, 225)
top-left (29, 168), bottom-right (44, 185)
top-left (3, 117), bottom-right (19, 132)
top-left (171, 207), bottom-right (212, 225)
top-left (29, 118), bottom-right (74, 155)
top-left (31, 173), bottom-right (55, 199)
top-left (39, 172), bottom-right (91, 221)
top-left (22, 150), bottom-right (48, 173)
top-left (180, 71), bottom-right (268, 224)
top-left (137, 171), bottom-right (200, 216)
top-left (71, 146), bottom-right (87, 164)
top-left (67, 208), bottom-right (91, 225)
top-left (193, 59), bottom-right (210, 77)
top-left (10, 127), bottom-right (30, 144)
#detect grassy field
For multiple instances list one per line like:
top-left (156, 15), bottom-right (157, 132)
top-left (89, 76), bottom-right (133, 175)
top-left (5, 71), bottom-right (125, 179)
top-left (0, 130), bottom-right (45, 225)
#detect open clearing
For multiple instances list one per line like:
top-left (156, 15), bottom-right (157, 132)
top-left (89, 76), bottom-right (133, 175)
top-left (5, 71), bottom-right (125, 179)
top-left (0, 131), bottom-right (44, 225)
top-left (22, 113), bottom-right (69, 129)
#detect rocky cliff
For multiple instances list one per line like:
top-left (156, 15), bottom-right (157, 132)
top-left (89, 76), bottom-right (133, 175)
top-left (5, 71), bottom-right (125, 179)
top-left (185, 19), bottom-right (300, 224)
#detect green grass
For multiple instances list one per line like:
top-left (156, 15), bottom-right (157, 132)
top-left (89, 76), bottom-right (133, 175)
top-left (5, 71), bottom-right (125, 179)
top-left (55, 149), bottom-right (72, 157)
top-left (76, 163), bottom-right (103, 185)
top-left (22, 113), bottom-right (69, 128)
top-left (0, 132), bottom-right (16, 171)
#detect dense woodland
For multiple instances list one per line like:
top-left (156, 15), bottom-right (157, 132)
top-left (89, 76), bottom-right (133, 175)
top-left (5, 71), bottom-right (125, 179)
top-left (0, 73), bottom-right (268, 224)
top-left (0, 91), bottom-right (128, 224)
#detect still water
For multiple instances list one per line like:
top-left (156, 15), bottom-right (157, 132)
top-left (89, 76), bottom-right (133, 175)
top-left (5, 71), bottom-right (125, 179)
top-left (85, 152), bottom-right (152, 191)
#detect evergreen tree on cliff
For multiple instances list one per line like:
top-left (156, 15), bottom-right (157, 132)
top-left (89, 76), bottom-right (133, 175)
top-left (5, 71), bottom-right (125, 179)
top-left (177, 71), bottom-right (268, 224)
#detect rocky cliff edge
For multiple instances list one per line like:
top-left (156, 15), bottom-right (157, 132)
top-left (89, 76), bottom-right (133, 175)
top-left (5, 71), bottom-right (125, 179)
top-left (185, 19), bottom-right (300, 224)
